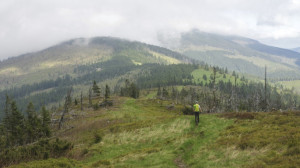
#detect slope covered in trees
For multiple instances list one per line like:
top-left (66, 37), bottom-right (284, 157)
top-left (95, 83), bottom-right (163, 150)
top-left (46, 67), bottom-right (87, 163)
top-left (1, 59), bottom-right (299, 120)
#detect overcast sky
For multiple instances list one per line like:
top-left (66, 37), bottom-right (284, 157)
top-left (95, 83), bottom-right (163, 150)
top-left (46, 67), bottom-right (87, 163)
top-left (1, 0), bottom-right (300, 60)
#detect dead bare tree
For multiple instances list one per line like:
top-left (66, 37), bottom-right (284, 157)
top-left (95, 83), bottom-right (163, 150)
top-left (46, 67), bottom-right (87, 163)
top-left (58, 89), bottom-right (72, 129)
top-left (80, 91), bottom-right (83, 111)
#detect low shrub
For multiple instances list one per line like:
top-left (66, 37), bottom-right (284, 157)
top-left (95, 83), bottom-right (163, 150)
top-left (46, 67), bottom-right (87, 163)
top-left (182, 106), bottom-right (193, 115)
top-left (220, 112), bottom-right (255, 120)
top-left (0, 138), bottom-right (73, 167)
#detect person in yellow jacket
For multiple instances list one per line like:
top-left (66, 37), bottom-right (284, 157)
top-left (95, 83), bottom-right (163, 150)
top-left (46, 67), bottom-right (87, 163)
top-left (193, 101), bottom-right (202, 125)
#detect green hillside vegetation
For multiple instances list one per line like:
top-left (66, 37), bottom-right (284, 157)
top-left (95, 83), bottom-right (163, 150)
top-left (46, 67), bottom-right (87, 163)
top-left (1, 61), bottom-right (299, 120)
top-left (277, 80), bottom-right (300, 94)
top-left (5, 95), bottom-right (300, 168)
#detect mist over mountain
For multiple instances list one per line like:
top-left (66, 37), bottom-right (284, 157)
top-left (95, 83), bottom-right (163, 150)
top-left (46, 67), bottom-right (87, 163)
top-left (158, 30), bottom-right (300, 79)
top-left (1, 31), bottom-right (300, 93)
top-left (292, 47), bottom-right (300, 53)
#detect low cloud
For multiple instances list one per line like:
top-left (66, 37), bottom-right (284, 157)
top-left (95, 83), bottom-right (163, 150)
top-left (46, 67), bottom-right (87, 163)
top-left (0, 0), bottom-right (300, 60)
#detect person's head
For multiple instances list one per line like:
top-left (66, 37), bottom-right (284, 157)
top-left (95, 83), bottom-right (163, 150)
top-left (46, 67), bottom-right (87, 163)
top-left (195, 101), bottom-right (198, 104)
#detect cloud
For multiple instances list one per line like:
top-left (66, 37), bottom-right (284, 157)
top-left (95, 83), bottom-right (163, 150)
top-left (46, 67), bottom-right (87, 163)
top-left (0, 0), bottom-right (300, 60)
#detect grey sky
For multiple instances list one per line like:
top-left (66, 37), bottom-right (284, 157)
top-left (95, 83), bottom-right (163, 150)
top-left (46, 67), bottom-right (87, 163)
top-left (1, 0), bottom-right (300, 60)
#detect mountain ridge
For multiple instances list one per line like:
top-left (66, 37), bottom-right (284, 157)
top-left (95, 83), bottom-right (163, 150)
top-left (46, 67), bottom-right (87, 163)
top-left (0, 36), bottom-right (193, 90)
top-left (159, 30), bottom-right (300, 79)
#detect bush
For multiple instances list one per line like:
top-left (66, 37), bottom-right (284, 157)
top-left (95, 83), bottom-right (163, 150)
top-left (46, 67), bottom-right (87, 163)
top-left (0, 138), bottom-right (73, 167)
top-left (99, 100), bottom-right (113, 107)
top-left (93, 103), bottom-right (99, 110)
top-left (182, 106), bottom-right (193, 115)
top-left (94, 133), bottom-right (102, 144)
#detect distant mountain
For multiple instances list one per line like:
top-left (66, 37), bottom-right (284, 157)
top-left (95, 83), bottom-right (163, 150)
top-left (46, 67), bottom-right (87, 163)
top-left (292, 47), bottom-right (300, 53)
top-left (0, 37), bottom-right (191, 90)
top-left (159, 30), bottom-right (300, 79)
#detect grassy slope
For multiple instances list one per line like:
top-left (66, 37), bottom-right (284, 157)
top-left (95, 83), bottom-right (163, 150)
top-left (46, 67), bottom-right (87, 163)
top-left (191, 68), bottom-right (243, 85)
top-left (10, 96), bottom-right (300, 168)
top-left (277, 80), bottom-right (300, 94)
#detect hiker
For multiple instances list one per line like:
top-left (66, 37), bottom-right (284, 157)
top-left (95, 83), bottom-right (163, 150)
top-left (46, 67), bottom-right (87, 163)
top-left (193, 101), bottom-right (201, 125)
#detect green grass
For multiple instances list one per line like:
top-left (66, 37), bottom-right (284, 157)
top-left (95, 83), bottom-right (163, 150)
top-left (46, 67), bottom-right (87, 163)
top-left (8, 98), bottom-right (300, 168)
top-left (9, 158), bottom-right (77, 168)
top-left (217, 112), bottom-right (300, 167)
top-left (191, 68), bottom-right (243, 85)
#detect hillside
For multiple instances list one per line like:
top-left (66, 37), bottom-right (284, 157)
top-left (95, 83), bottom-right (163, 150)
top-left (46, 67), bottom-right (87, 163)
top-left (159, 30), bottom-right (300, 80)
top-left (1, 35), bottom-right (300, 120)
top-left (0, 37), bottom-right (191, 90)
top-left (5, 96), bottom-right (300, 168)
top-left (292, 47), bottom-right (300, 53)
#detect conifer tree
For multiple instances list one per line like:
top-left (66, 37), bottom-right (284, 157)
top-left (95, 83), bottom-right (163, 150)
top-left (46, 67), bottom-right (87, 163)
top-left (157, 86), bottom-right (162, 98)
top-left (203, 74), bottom-right (207, 81)
top-left (10, 100), bottom-right (25, 146)
top-left (105, 84), bottom-right (110, 100)
top-left (162, 87), bottom-right (169, 98)
top-left (41, 106), bottom-right (51, 137)
top-left (130, 83), bottom-right (139, 99)
top-left (80, 91), bottom-right (83, 111)
top-left (92, 80), bottom-right (101, 96)
top-left (88, 88), bottom-right (92, 107)
top-left (25, 102), bottom-right (41, 143)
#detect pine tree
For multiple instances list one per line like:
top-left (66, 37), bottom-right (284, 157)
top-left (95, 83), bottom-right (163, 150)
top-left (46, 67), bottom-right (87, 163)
top-left (130, 83), bottom-right (139, 99)
top-left (10, 100), bottom-right (25, 146)
top-left (162, 87), bottom-right (169, 98)
top-left (88, 88), bottom-right (92, 107)
top-left (171, 87), bottom-right (178, 101)
top-left (25, 102), bottom-right (41, 143)
top-left (41, 106), bottom-right (51, 137)
top-left (203, 74), bottom-right (207, 81)
top-left (92, 80), bottom-right (101, 96)
top-left (105, 84), bottom-right (110, 100)
top-left (3, 95), bottom-right (11, 132)
top-left (157, 86), bottom-right (162, 98)
top-left (80, 91), bottom-right (83, 111)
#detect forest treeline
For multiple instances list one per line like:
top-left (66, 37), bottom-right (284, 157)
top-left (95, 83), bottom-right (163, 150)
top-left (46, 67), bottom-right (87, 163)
top-left (0, 60), bottom-right (299, 120)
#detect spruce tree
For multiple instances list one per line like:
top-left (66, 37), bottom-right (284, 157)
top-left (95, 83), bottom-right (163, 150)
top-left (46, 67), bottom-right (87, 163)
top-left (80, 91), bottom-right (83, 111)
top-left (157, 86), bottom-right (162, 98)
top-left (203, 74), bottom-right (207, 81)
top-left (105, 84), bottom-right (110, 100)
top-left (41, 106), bottom-right (51, 137)
top-left (10, 100), bottom-right (25, 146)
top-left (26, 102), bottom-right (41, 143)
top-left (3, 95), bottom-right (11, 133)
top-left (92, 80), bottom-right (101, 96)
top-left (162, 87), bottom-right (169, 98)
top-left (88, 88), bottom-right (92, 107)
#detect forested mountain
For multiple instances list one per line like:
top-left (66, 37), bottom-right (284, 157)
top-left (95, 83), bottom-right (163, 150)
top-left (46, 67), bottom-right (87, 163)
top-left (159, 30), bottom-right (300, 80)
top-left (0, 37), bottom-right (196, 118)
top-left (0, 35), bottom-right (299, 120)
top-left (0, 37), bottom-right (191, 90)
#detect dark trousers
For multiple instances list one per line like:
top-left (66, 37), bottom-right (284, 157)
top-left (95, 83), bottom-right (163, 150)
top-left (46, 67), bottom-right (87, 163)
top-left (195, 112), bottom-right (199, 125)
